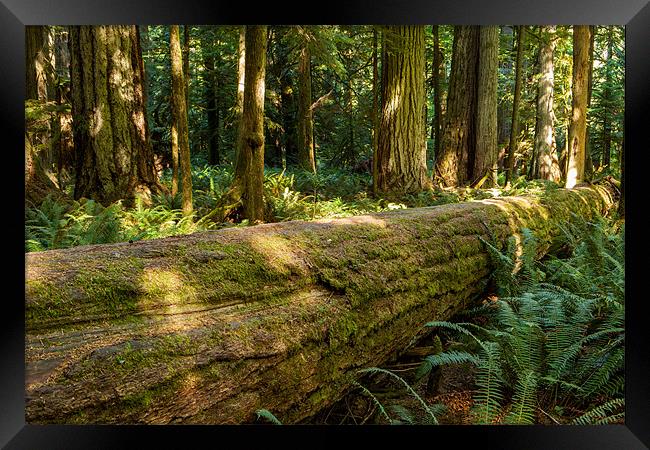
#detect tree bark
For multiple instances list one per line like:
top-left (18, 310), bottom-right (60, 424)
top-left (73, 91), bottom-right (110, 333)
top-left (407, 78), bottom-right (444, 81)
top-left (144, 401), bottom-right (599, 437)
top-left (170, 25), bottom-right (193, 216)
top-left (25, 185), bottom-right (615, 424)
top-left (434, 26), bottom-right (479, 187)
top-left (235, 26), bottom-right (246, 169)
top-left (602, 26), bottom-right (613, 169)
top-left (565, 25), bottom-right (590, 188)
top-left (431, 25), bottom-right (443, 163)
top-left (533, 26), bottom-right (561, 182)
top-left (584, 25), bottom-right (595, 181)
top-left (505, 26), bottom-right (525, 186)
top-left (371, 28), bottom-right (379, 195)
top-left (473, 26), bottom-right (500, 188)
top-left (68, 26), bottom-right (162, 206)
top-left (182, 26), bottom-right (191, 111)
top-left (377, 25), bottom-right (429, 194)
top-left (297, 38), bottom-right (316, 173)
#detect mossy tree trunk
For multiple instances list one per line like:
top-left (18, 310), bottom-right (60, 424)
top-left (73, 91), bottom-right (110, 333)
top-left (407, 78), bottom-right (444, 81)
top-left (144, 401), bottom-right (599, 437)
top-left (434, 26), bottom-right (479, 187)
top-left (473, 26), bottom-right (500, 188)
top-left (25, 185), bottom-right (615, 425)
top-left (170, 25), bottom-right (193, 216)
top-left (376, 25), bottom-right (429, 194)
top-left (565, 25), bottom-right (591, 188)
top-left (223, 26), bottom-right (268, 224)
top-left (505, 26), bottom-right (525, 187)
top-left (533, 26), bottom-right (561, 182)
top-left (68, 26), bottom-right (162, 207)
top-left (297, 38), bottom-right (316, 173)
top-left (431, 25), bottom-right (444, 163)
top-left (25, 25), bottom-right (63, 207)
top-left (584, 25), bottom-right (596, 181)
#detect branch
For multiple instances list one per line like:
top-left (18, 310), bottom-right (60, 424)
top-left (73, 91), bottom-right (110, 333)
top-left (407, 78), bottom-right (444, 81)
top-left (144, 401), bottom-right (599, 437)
top-left (310, 90), bottom-right (333, 112)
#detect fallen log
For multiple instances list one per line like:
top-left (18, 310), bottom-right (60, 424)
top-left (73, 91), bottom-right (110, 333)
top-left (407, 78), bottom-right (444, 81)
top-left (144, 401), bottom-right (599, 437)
top-left (25, 185), bottom-right (614, 424)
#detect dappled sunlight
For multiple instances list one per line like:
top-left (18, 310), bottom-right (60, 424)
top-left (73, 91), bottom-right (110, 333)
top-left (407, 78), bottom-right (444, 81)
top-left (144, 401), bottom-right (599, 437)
top-left (315, 214), bottom-right (387, 228)
top-left (246, 233), bottom-right (304, 274)
top-left (139, 267), bottom-right (198, 316)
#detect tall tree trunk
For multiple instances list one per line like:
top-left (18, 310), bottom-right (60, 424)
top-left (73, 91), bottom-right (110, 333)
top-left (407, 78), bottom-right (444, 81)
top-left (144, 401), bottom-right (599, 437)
top-left (237, 26), bottom-right (267, 223)
top-left (68, 26), bottom-right (162, 206)
top-left (170, 25), bottom-right (193, 215)
top-left (584, 25), bottom-right (595, 181)
top-left (473, 26), bottom-right (500, 188)
top-left (371, 28), bottom-right (379, 195)
top-left (202, 33), bottom-right (219, 166)
top-left (377, 25), bottom-right (429, 194)
top-left (602, 26), bottom-right (614, 169)
top-left (26, 25), bottom-right (52, 102)
top-left (533, 26), bottom-right (560, 182)
top-left (434, 26), bottom-right (479, 187)
top-left (183, 26), bottom-right (191, 113)
top-left (235, 26), bottom-right (246, 168)
top-left (565, 25), bottom-right (591, 188)
top-left (618, 129), bottom-right (624, 217)
top-left (297, 39), bottom-right (316, 173)
top-left (432, 25), bottom-right (443, 164)
top-left (505, 26), bottom-right (525, 186)
top-left (53, 28), bottom-right (75, 189)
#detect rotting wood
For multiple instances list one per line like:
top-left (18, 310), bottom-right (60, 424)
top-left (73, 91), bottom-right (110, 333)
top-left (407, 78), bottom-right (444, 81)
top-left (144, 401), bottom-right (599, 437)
top-left (25, 185), bottom-right (614, 424)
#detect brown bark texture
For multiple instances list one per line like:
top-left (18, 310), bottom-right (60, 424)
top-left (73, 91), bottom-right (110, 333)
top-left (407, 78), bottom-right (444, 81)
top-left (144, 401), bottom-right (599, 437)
top-left (533, 27), bottom-right (561, 182)
top-left (170, 25), bottom-right (193, 215)
top-left (565, 26), bottom-right (591, 188)
top-left (297, 40), bottom-right (316, 173)
top-left (25, 185), bottom-right (614, 424)
top-left (68, 26), bottom-right (161, 206)
top-left (473, 26), bottom-right (500, 188)
top-left (434, 26), bottom-right (479, 187)
top-left (377, 25), bottom-right (429, 194)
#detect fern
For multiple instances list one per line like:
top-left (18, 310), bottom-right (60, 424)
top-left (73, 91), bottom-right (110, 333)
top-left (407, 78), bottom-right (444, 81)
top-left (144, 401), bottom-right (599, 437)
top-left (571, 398), bottom-right (625, 425)
top-left (255, 409), bottom-right (282, 425)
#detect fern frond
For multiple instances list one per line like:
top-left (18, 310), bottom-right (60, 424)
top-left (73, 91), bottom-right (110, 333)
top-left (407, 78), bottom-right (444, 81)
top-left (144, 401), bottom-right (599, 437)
top-left (571, 398), bottom-right (625, 425)
top-left (255, 409), bottom-right (282, 425)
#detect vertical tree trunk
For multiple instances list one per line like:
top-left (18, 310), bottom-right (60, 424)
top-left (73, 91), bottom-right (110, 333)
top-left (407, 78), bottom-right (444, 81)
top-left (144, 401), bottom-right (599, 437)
top-left (618, 129), bottom-right (624, 217)
top-left (505, 26), bottom-right (525, 186)
top-left (297, 39), bottom-right (316, 173)
top-left (377, 25), bottom-right (429, 194)
top-left (602, 26), bottom-right (613, 169)
top-left (473, 26), bottom-right (500, 188)
top-left (565, 25), bottom-right (591, 188)
top-left (68, 26), bottom-right (161, 206)
top-left (533, 26), bottom-right (560, 182)
top-left (371, 28), bottom-right (379, 195)
top-left (432, 25), bottom-right (443, 163)
top-left (235, 26), bottom-right (246, 169)
top-left (237, 26), bottom-right (268, 223)
top-left (183, 26), bottom-right (191, 113)
top-left (170, 25), bottom-right (193, 215)
top-left (25, 25), bottom-right (59, 205)
top-left (584, 25), bottom-right (595, 181)
top-left (26, 25), bottom-right (52, 102)
top-left (202, 33), bottom-right (220, 166)
top-left (434, 26), bottom-right (479, 187)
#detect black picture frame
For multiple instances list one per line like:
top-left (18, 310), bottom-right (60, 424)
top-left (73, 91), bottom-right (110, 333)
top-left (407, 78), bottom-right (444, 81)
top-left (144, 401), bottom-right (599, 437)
top-left (3, 0), bottom-right (648, 447)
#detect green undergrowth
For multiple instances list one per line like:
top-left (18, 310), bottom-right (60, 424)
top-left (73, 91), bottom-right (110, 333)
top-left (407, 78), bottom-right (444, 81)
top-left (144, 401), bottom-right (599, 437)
top-left (25, 165), bottom-right (565, 253)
